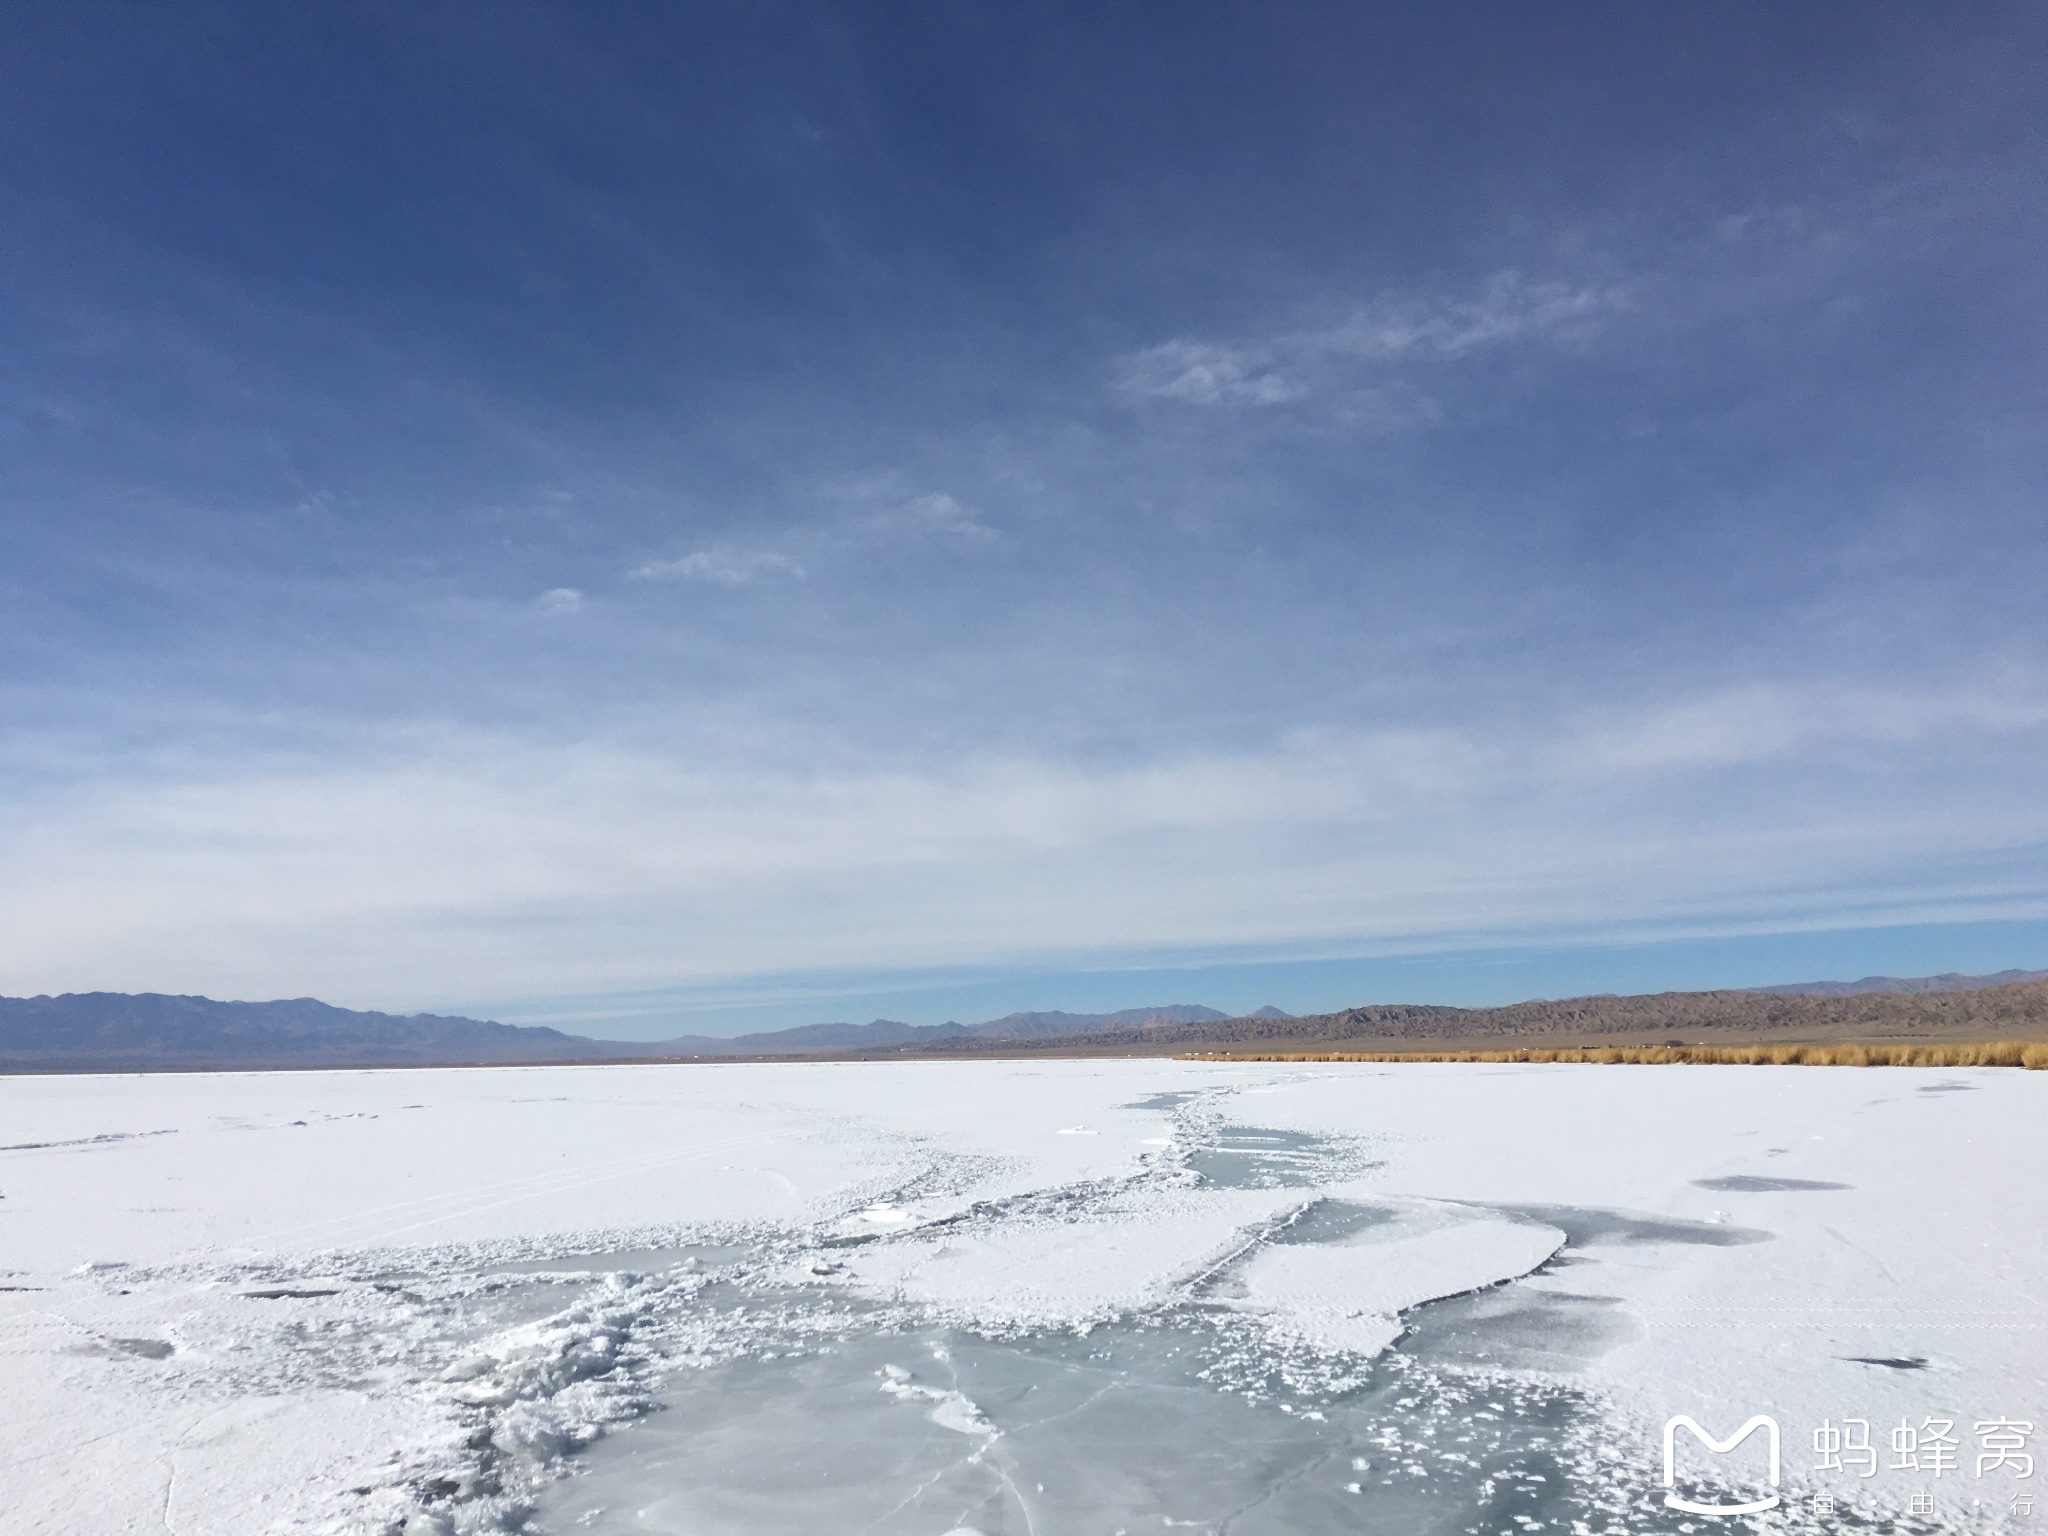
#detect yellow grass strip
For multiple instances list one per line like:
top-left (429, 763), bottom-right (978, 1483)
top-left (1184, 1041), bottom-right (2048, 1068)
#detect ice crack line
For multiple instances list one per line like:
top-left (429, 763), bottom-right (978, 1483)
top-left (1, 1128), bottom-right (177, 1152)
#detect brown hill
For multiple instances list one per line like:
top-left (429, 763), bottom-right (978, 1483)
top-left (858, 978), bottom-right (2048, 1058)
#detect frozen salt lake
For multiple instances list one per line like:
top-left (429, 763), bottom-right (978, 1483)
top-left (2, 1059), bottom-right (2042, 1534)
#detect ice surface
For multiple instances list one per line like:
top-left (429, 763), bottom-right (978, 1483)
top-left (3, 1059), bottom-right (2042, 1534)
top-left (1211, 1199), bottom-right (1566, 1357)
top-left (540, 1313), bottom-right (1613, 1536)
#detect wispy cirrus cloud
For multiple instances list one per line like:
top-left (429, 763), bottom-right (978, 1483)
top-left (869, 491), bottom-right (998, 544)
top-left (630, 549), bottom-right (805, 585)
top-left (1564, 679), bottom-right (2048, 775)
top-left (534, 586), bottom-right (585, 613)
top-left (1116, 340), bottom-right (1308, 407)
top-left (628, 486), bottom-right (993, 589)
top-left (1325, 271), bottom-right (1615, 360)
top-left (1119, 270), bottom-right (1622, 408)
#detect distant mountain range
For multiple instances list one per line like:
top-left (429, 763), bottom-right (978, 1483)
top-left (1751, 968), bottom-right (2048, 997)
top-left (0, 993), bottom-right (1286, 1070)
top-left (2, 971), bottom-right (2041, 1071)
top-left (647, 1004), bottom-right (1300, 1057)
top-left (0, 992), bottom-right (594, 1070)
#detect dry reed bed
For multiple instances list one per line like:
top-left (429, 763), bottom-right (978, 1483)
top-left (1188, 1041), bottom-right (2048, 1068)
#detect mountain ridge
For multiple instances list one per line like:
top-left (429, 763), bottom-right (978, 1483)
top-left (0, 993), bottom-right (1235, 1069)
top-left (2, 972), bottom-right (2040, 1071)
top-left (864, 979), bottom-right (2048, 1057)
top-left (1752, 968), bottom-right (2048, 997)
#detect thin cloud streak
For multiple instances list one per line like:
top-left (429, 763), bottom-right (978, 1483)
top-left (1119, 271), bottom-right (1621, 408)
top-left (625, 487), bottom-right (993, 587)
top-left (1117, 340), bottom-right (1307, 407)
top-left (631, 550), bottom-right (805, 585)
top-left (1326, 272), bottom-right (1617, 361)
top-left (873, 492), bottom-right (998, 545)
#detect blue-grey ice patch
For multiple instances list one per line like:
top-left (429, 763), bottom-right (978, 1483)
top-left (533, 1316), bottom-right (1642, 1536)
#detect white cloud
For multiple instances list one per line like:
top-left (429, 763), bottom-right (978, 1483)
top-left (630, 550), bottom-right (804, 585)
top-left (1325, 271), bottom-right (1613, 360)
top-left (1119, 271), bottom-right (1622, 408)
top-left (1118, 340), bottom-right (1307, 406)
top-left (0, 679), bottom-right (2042, 1009)
top-left (1565, 683), bottom-right (2048, 775)
top-left (535, 587), bottom-right (584, 614)
top-left (880, 492), bottom-right (997, 544)
top-left (627, 488), bottom-right (992, 590)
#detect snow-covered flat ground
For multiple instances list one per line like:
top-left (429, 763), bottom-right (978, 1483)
top-left (2, 1060), bottom-right (2041, 1535)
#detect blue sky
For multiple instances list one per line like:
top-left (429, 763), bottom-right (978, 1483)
top-left (3, 3), bottom-right (2044, 1036)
